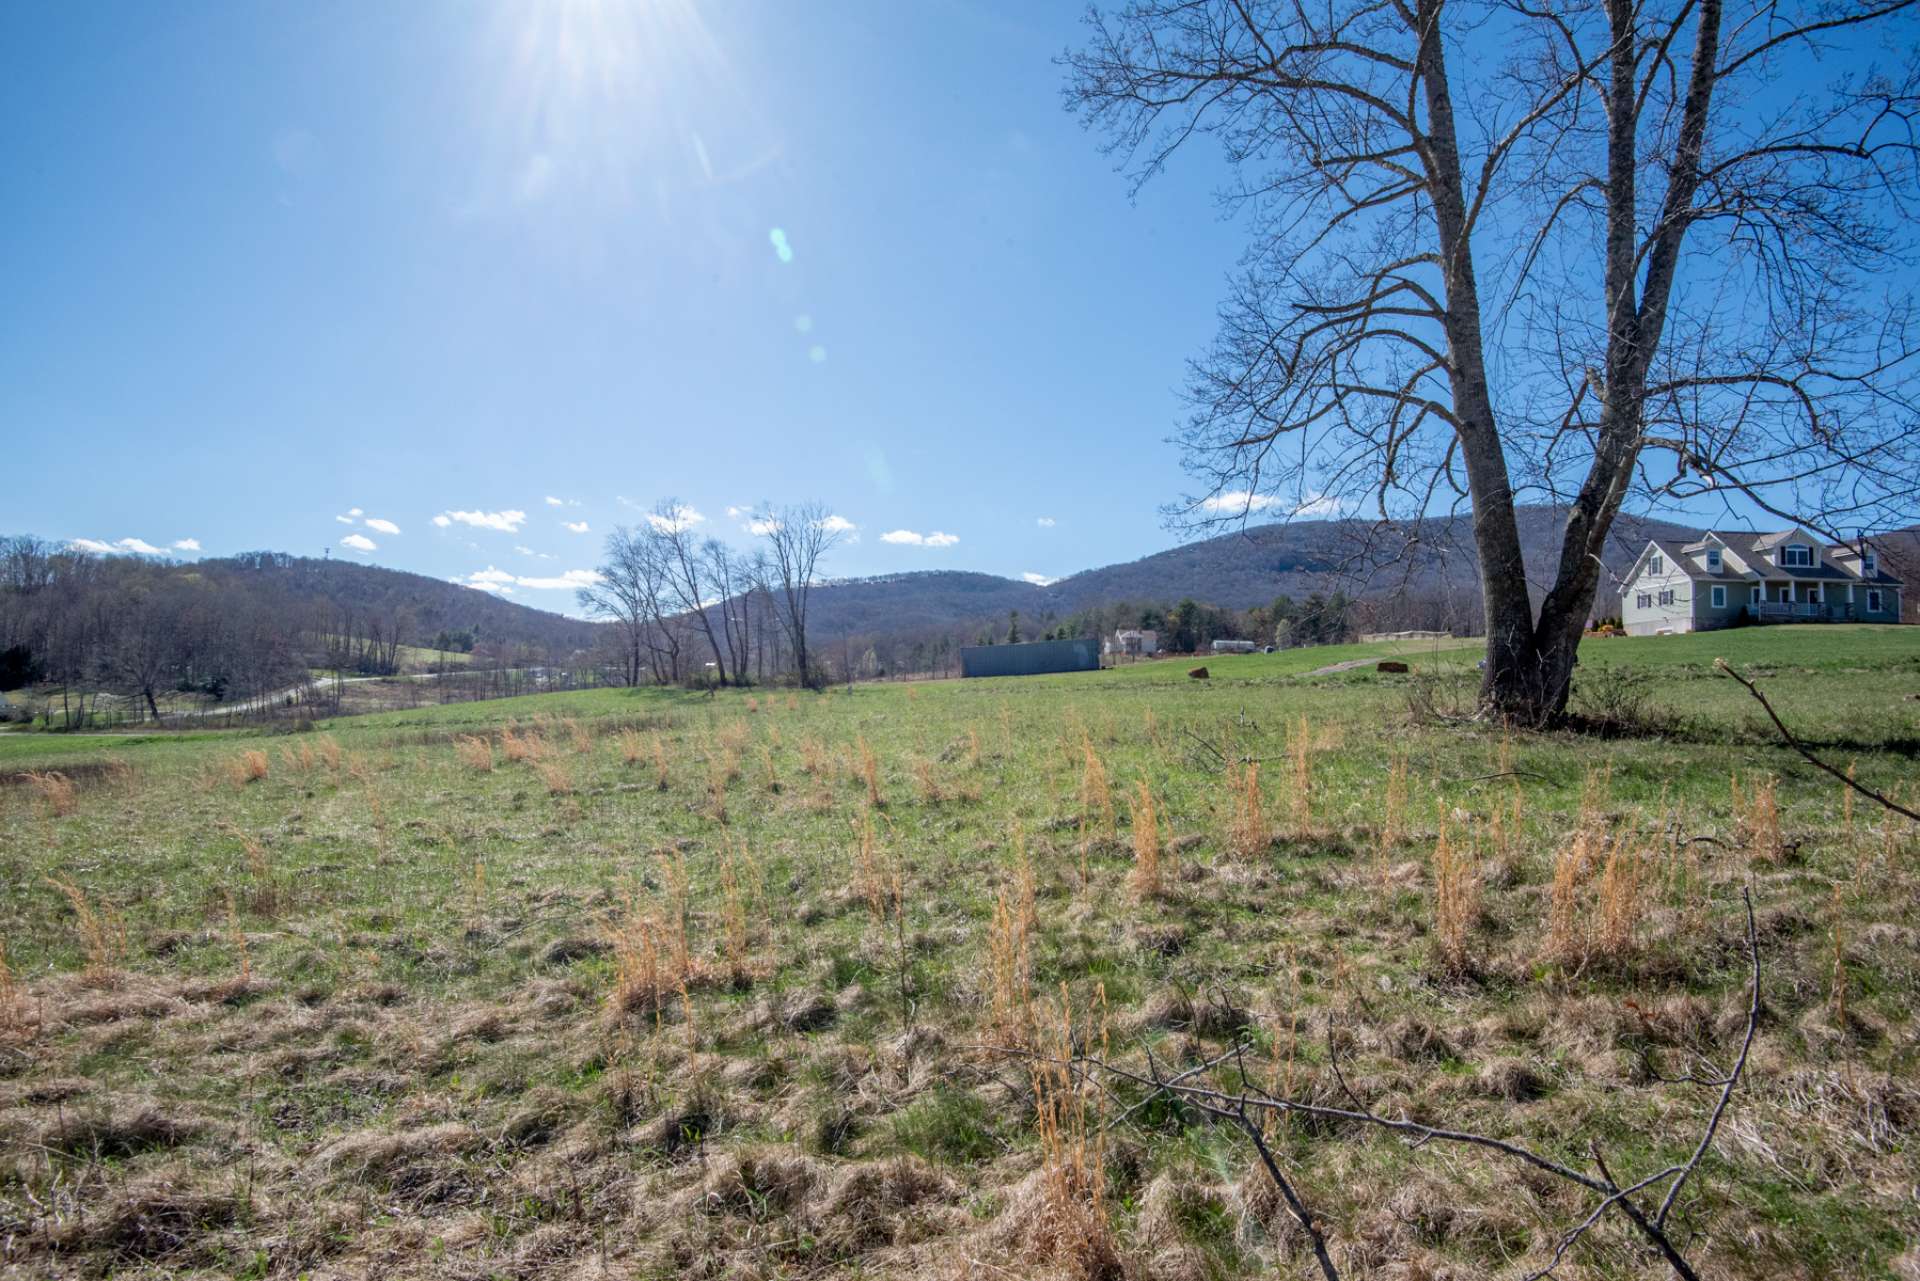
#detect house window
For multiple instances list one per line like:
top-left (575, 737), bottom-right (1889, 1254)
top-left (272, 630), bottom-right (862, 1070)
top-left (1706, 548), bottom-right (1722, 573)
top-left (1658, 589), bottom-right (1675, 607)
top-left (1711, 585), bottom-right (1726, 608)
top-left (1864, 551), bottom-right (1878, 575)
top-left (1648, 553), bottom-right (1665, 574)
top-left (1782, 544), bottom-right (1812, 568)
top-left (1636, 593), bottom-right (1652, 610)
top-left (1869, 590), bottom-right (1884, 613)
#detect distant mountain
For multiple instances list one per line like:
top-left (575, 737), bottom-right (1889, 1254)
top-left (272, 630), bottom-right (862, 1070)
top-left (800, 507), bottom-right (1711, 643)
top-left (193, 552), bottom-right (600, 655)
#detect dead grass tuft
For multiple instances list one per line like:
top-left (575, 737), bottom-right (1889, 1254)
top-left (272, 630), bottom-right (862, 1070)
top-left (1429, 820), bottom-right (1479, 974)
top-left (25, 770), bottom-right (78, 818)
top-left (227, 750), bottom-right (270, 787)
top-left (455, 734), bottom-right (494, 772)
top-left (1128, 780), bottom-right (1162, 899)
top-left (1225, 761), bottom-right (1267, 858)
top-left (46, 875), bottom-right (126, 980)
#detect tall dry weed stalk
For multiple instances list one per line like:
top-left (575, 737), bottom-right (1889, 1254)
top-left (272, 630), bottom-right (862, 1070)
top-left (1027, 985), bottom-right (1118, 1276)
top-left (1842, 759), bottom-right (1857, 836)
top-left (1829, 882), bottom-right (1849, 1025)
top-left (988, 821), bottom-right (1039, 1046)
top-left (1596, 836), bottom-right (1648, 957)
top-left (25, 772), bottom-right (77, 818)
top-left (316, 737), bottom-right (342, 772)
top-left (1288, 714), bottom-right (1313, 833)
top-left (650, 734), bottom-right (670, 790)
top-left (1128, 781), bottom-right (1161, 899)
top-left (858, 735), bottom-right (883, 808)
top-left (760, 744), bottom-right (781, 793)
top-left (1429, 821), bottom-right (1479, 973)
top-left (538, 760), bottom-right (575, 797)
top-left (1545, 830), bottom-right (1597, 967)
top-left (719, 837), bottom-right (754, 984)
top-left (1226, 762), bottom-right (1267, 858)
top-left (966, 727), bottom-right (982, 769)
top-left (46, 877), bottom-right (125, 980)
top-left (228, 750), bottom-right (270, 787)
top-left (617, 729), bottom-right (644, 765)
top-left (1732, 772), bottom-right (1782, 861)
top-left (455, 735), bottom-right (494, 772)
top-left (913, 757), bottom-right (943, 805)
top-left (1579, 762), bottom-right (1613, 831)
top-left (1079, 739), bottom-right (1115, 851)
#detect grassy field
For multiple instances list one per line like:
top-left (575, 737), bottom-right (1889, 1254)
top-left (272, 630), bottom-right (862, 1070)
top-left (1, 625), bottom-right (1916, 1279)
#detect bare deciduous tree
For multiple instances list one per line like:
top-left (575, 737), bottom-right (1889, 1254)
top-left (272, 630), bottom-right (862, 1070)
top-left (1068, 0), bottom-right (1920, 724)
top-left (757, 501), bottom-right (844, 689)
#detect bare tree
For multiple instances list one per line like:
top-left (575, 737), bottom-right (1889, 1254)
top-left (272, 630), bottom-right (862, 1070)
top-left (650, 499), bottom-right (732, 685)
top-left (578, 526), bottom-right (658, 686)
top-left (1068, 0), bottom-right (1920, 724)
top-left (757, 501), bottom-right (843, 689)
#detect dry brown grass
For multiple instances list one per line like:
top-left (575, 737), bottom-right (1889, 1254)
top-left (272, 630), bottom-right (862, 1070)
top-left (315, 736), bottom-right (342, 771)
top-left (616, 728), bottom-right (645, 764)
top-left (455, 735), bottom-right (495, 773)
top-left (1079, 738), bottom-right (1115, 858)
top-left (25, 771), bottom-right (78, 818)
top-left (1288, 714), bottom-right (1313, 834)
top-left (537, 760), bottom-right (575, 797)
top-left (966, 726), bottom-right (982, 769)
top-left (1733, 771), bottom-right (1783, 861)
top-left (650, 733), bottom-right (670, 791)
top-left (760, 744), bottom-right (782, 794)
top-left (1596, 835), bottom-right (1649, 958)
top-left (987, 829), bottom-right (1037, 1048)
top-left (1545, 829), bottom-right (1597, 968)
top-left (912, 757), bottom-right (943, 805)
top-left (45, 876), bottom-right (126, 980)
top-left (857, 735), bottom-right (883, 809)
top-left (1429, 820), bottom-right (1478, 974)
top-left (853, 812), bottom-right (891, 924)
top-left (1024, 987), bottom-right (1118, 1277)
top-left (227, 751), bottom-right (270, 787)
top-left (719, 836), bottom-right (760, 985)
top-left (566, 718), bottom-right (593, 754)
top-left (1225, 762), bottom-right (1266, 858)
top-left (1127, 781), bottom-right (1161, 900)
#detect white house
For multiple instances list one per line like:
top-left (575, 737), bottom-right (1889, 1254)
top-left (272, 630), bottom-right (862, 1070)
top-left (1620, 528), bottom-right (1904, 636)
top-left (1105, 629), bottom-right (1159, 657)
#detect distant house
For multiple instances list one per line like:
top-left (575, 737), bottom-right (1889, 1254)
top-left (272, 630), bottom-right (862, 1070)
top-left (1621, 528), bottom-right (1904, 636)
top-left (1105, 629), bottom-right (1158, 657)
top-left (1209, 639), bottom-right (1258, 654)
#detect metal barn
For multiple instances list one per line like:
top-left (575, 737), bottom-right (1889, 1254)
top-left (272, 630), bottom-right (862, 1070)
top-left (958, 637), bottom-right (1100, 678)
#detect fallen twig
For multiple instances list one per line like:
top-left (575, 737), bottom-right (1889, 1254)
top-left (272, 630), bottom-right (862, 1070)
top-left (1716, 659), bottom-right (1918, 822)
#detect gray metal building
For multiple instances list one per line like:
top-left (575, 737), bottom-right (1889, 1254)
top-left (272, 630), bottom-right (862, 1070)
top-left (958, 637), bottom-right (1100, 678)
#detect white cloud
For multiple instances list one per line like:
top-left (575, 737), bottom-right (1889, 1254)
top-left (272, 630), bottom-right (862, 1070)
top-left (1200, 491), bottom-right (1281, 514)
top-left (645, 505), bottom-right (705, 534)
top-left (335, 514), bottom-right (356, 525)
top-left (545, 496), bottom-right (564, 507)
top-left (1036, 516), bottom-right (1057, 528)
top-left (1294, 492), bottom-right (1344, 517)
top-left (348, 507), bottom-right (363, 517)
top-left (340, 534), bottom-right (377, 552)
top-left (69, 538), bottom-right (117, 554)
top-left (746, 516), bottom-right (781, 536)
top-left (514, 545), bottom-right (536, 556)
top-left (363, 517), bottom-right (400, 535)
top-left (725, 505), bottom-right (749, 519)
top-left (1021, 572), bottom-right (1059, 586)
top-left (116, 538), bottom-right (166, 555)
top-left (438, 509), bottom-right (527, 533)
top-left (817, 514), bottom-right (857, 533)
top-left (462, 565), bottom-right (600, 592)
top-left (563, 520), bottom-right (590, 534)
top-left (516, 569), bottom-right (602, 591)
top-left (880, 529), bottom-right (959, 548)
top-left (172, 538), bottom-right (201, 552)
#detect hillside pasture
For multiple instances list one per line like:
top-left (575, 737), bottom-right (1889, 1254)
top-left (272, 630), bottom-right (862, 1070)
top-left (0, 625), bottom-right (1916, 1279)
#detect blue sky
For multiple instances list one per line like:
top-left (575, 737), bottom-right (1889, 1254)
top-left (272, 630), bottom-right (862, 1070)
top-left (1, 1), bottom-right (1261, 609)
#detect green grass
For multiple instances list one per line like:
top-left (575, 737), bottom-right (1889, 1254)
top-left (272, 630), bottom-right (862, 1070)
top-left (0, 624), bottom-right (1915, 1279)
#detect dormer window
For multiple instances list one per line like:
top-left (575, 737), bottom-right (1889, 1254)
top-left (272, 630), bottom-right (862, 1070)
top-left (1706, 548), bottom-right (1722, 573)
top-left (1864, 550), bottom-right (1878, 575)
top-left (1648, 553), bottom-right (1664, 575)
top-left (1781, 544), bottom-right (1813, 568)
